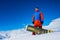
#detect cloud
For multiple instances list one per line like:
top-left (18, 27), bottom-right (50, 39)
top-left (0, 18), bottom-right (60, 40)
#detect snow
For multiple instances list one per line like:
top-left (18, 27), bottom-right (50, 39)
top-left (0, 18), bottom-right (60, 40)
top-left (43, 18), bottom-right (60, 31)
top-left (2, 30), bottom-right (60, 40)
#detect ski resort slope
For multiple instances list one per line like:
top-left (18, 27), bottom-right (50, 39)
top-left (0, 18), bottom-right (60, 40)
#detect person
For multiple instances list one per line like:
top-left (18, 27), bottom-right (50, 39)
top-left (32, 7), bottom-right (44, 35)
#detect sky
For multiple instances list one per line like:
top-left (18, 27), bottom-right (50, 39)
top-left (0, 0), bottom-right (60, 31)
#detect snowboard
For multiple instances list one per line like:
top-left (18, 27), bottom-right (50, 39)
top-left (27, 25), bottom-right (53, 34)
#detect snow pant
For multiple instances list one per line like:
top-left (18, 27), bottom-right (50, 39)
top-left (32, 20), bottom-right (42, 35)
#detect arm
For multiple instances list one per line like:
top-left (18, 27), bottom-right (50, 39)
top-left (40, 12), bottom-right (44, 20)
top-left (40, 12), bottom-right (44, 24)
top-left (32, 14), bottom-right (35, 24)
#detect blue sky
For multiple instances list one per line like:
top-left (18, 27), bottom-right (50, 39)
top-left (0, 0), bottom-right (60, 31)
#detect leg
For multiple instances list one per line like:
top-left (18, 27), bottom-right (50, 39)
top-left (32, 20), bottom-right (38, 35)
top-left (34, 20), bottom-right (42, 29)
top-left (32, 20), bottom-right (40, 35)
top-left (32, 32), bottom-right (35, 35)
top-left (32, 20), bottom-right (42, 35)
top-left (39, 25), bottom-right (42, 29)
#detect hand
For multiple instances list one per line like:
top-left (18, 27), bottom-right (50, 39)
top-left (41, 20), bottom-right (44, 24)
top-left (32, 21), bottom-right (34, 24)
top-left (41, 21), bottom-right (43, 24)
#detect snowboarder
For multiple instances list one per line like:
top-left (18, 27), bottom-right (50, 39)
top-left (32, 7), bottom-right (44, 35)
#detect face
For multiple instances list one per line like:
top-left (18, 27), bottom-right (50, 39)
top-left (35, 8), bottom-right (39, 12)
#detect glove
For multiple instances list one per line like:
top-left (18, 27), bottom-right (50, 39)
top-left (41, 20), bottom-right (44, 24)
top-left (32, 21), bottom-right (34, 24)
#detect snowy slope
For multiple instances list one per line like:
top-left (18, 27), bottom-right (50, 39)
top-left (1, 29), bottom-right (60, 40)
top-left (43, 18), bottom-right (60, 31)
top-left (0, 18), bottom-right (60, 40)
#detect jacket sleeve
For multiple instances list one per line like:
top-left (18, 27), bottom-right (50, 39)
top-left (40, 12), bottom-right (44, 21)
top-left (32, 14), bottom-right (35, 22)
